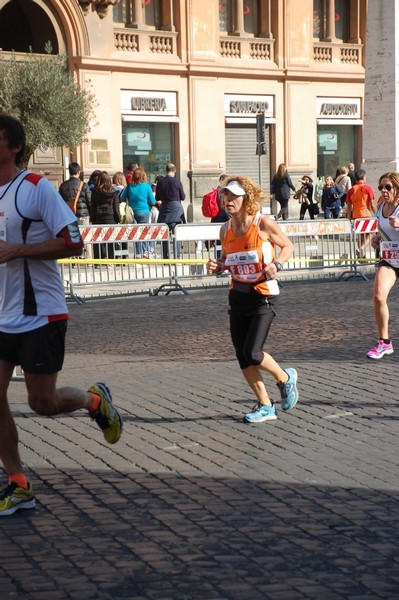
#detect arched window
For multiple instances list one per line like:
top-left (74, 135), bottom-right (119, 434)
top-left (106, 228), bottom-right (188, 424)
top-left (0, 0), bottom-right (58, 53)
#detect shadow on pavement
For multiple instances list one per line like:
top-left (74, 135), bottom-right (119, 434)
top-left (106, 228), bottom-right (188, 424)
top-left (1, 469), bottom-right (397, 599)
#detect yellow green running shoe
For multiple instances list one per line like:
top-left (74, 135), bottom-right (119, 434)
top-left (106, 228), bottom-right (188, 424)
top-left (0, 482), bottom-right (36, 516)
top-left (88, 382), bottom-right (123, 444)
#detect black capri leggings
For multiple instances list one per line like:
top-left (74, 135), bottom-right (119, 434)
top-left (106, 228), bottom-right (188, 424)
top-left (230, 309), bottom-right (275, 370)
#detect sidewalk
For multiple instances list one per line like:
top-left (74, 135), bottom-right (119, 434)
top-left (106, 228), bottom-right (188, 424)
top-left (1, 279), bottom-right (398, 599)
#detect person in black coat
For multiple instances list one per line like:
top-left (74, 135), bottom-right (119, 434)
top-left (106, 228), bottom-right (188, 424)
top-left (296, 175), bottom-right (319, 220)
top-left (271, 163), bottom-right (296, 220)
top-left (156, 163), bottom-right (186, 258)
top-left (90, 171), bottom-right (120, 259)
top-left (58, 162), bottom-right (91, 223)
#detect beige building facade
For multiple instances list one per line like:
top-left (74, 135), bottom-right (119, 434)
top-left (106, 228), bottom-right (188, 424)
top-left (0, 0), bottom-right (367, 219)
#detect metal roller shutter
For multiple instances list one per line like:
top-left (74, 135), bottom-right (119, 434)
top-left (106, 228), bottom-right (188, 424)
top-left (225, 125), bottom-right (270, 192)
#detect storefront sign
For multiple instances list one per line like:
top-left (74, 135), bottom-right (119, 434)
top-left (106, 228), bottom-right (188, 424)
top-left (120, 90), bottom-right (177, 117)
top-left (225, 94), bottom-right (274, 118)
top-left (316, 97), bottom-right (361, 119)
top-left (131, 97), bottom-right (167, 112)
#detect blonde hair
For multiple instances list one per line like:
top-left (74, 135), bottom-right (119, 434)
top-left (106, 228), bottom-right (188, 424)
top-left (112, 171), bottom-right (127, 187)
top-left (223, 175), bottom-right (264, 215)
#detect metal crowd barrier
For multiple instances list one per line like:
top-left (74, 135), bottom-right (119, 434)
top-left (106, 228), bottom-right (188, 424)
top-left (59, 218), bottom-right (380, 300)
top-left (59, 224), bottom-right (175, 302)
top-left (277, 218), bottom-right (368, 280)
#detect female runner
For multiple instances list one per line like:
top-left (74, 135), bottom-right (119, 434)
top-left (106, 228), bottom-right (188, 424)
top-left (368, 171), bottom-right (399, 359)
top-left (207, 175), bottom-right (298, 423)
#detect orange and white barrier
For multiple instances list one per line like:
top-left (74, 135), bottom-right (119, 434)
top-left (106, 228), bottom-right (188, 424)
top-left (80, 224), bottom-right (169, 243)
top-left (353, 218), bottom-right (378, 234)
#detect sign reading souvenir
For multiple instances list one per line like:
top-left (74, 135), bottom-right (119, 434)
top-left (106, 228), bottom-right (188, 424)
top-left (316, 97), bottom-right (361, 120)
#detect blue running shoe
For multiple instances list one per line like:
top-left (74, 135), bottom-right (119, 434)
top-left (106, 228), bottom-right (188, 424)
top-left (243, 403), bottom-right (277, 424)
top-left (277, 368), bottom-right (298, 411)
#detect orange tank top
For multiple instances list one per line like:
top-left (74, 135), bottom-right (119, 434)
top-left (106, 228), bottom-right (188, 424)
top-left (222, 212), bottom-right (279, 296)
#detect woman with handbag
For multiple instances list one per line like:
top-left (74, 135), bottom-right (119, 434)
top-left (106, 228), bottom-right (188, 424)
top-left (296, 175), bottom-right (319, 220)
top-left (271, 163), bottom-right (296, 220)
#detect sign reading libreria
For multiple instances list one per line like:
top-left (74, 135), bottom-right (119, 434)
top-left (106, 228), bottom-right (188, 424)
top-left (120, 91), bottom-right (177, 116)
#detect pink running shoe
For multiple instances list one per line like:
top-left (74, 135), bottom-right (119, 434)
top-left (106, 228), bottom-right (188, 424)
top-left (367, 339), bottom-right (394, 359)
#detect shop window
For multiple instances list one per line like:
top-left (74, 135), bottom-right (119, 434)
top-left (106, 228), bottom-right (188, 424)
top-left (122, 121), bottom-right (174, 184)
top-left (317, 124), bottom-right (358, 178)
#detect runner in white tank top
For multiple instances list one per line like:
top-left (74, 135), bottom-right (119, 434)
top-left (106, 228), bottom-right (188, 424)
top-left (367, 172), bottom-right (399, 359)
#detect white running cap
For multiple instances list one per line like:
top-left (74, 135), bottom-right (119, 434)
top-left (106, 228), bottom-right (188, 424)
top-left (220, 181), bottom-right (246, 196)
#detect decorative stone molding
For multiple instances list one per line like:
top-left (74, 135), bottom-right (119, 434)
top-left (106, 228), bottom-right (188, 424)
top-left (78, 0), bottom-right (120, 19)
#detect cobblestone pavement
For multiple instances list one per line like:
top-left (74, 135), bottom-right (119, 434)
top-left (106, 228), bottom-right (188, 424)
top-left (1, 278), bottom-right (399, 599)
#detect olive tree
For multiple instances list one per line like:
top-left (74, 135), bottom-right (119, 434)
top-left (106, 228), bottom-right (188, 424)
top-left (0, 46), bottom-right (96, 166)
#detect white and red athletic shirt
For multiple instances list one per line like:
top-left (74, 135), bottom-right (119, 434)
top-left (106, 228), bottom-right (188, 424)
top-left (0, 171), bottom-right (77, 333)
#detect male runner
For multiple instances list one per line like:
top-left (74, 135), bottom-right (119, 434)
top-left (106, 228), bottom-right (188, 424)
top-left (0, 114), bottom-right (123, 516)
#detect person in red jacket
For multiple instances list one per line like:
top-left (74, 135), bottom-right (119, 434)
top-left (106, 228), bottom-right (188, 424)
top-left (346, 169), bottom-right (376, 258)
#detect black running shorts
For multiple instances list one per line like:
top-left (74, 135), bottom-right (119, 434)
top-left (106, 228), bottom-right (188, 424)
top-left (0, 319), bottom-right (67, 374)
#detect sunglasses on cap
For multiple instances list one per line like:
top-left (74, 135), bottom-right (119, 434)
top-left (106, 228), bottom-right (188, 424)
top-left (378, 184), bottom-right (393, 191)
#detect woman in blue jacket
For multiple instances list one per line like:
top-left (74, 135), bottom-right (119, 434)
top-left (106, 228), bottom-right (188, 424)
top-left (321, 176), bottom-right (344, 219)
top-left (271, 163), bottom-right (296, 220)
top-left (121, 167), bottom-right (156, 258)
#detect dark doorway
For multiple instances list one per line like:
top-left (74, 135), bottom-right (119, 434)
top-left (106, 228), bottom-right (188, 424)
top-left (0, 0), bottom-right (58, 54)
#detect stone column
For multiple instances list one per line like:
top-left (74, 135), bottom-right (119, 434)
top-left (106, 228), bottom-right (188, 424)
top-left (130, 0), bottom-right (147, 29)
top-left (232, 0), bottom-right (245, 36)
top-left (363, 0), bottom-right (399, 192)
top-left (325, 0), bottom-right (336, 41)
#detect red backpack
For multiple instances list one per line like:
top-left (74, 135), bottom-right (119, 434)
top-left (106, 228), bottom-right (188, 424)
top-left (202, 188), bottom-right (219, 218)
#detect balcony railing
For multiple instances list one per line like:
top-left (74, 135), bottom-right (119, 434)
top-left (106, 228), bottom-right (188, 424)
top-left (114, 28), bottom-right (178, 55)
top-left (313, 41), bottom-right (363, 66)
top-left (220, 36), bottom-right (274, 61)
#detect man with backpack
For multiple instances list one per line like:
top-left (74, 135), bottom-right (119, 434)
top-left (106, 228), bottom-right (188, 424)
top-left (59, 162), bottom-right (92, 258)
top-left (346, 169), bottom-right (376, 258)
top-left (59, 162), bottom-right (91, 224)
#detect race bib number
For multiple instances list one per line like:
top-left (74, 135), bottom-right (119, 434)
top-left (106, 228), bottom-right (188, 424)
top-left (380, 240), bottom-right (399, 267)
top-left (224, 250), bottom-right (263, 282)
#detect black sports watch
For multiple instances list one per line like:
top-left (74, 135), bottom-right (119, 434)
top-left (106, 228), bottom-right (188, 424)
top-left (272, 261), bottom-right (283, 272)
